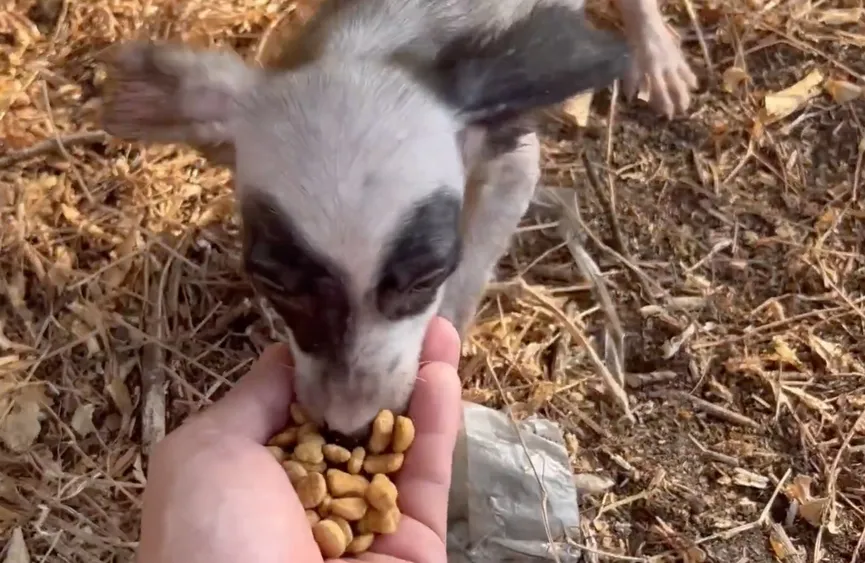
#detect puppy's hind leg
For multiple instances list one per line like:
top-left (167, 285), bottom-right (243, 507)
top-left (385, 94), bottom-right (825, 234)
top-left (438, 127), bottom-right (541, 339)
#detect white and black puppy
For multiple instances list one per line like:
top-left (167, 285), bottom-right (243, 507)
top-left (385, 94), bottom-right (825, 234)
top-left (99, 0), bottom-right (669, 437)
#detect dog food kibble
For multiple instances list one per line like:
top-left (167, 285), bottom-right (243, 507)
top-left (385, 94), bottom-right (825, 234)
top-left (297, 421), bottom-right (318, 439)
top-left (283, 460), bottom-right (308, 484)
top-left (368, 409), bottom-right (395, 454)
top-left (270, 428), bottom-right (297, 447)
top-left (301, 435), bottom-right (326, 448)
top-left (290, 403), bottom-right (309, 425)
top-left (331, 515), bottom-right (354, 546)
top-left (357, 506), bottom-right (401, 535)
top-left (297, 472), bottom-right (328, 509)
top-left (392, 416), bottom-right (415, 453)
top-left (363, 453), bottom-right (404, 474)
top-left (326, 469), bottom-right (369, 497)
top-left (266, 405), bottom-right (416, 557)
top-left (318, 494), bottom-right (333, 517)
top-left (312, 519), bottom-right (347, 558)
top-left (346, 533), bottom-right (375, 555)
top-left (347, 446), bottom-right (366, 475)
top-left (366, 473), bottom-right (398, 511)
top-left (302, 461), bottom-right (328, 473)
top-left (323, 444), bottom-right (352, 464)
top-left (330, 497), bottom-right (368, 521)
top-left (295, 441), bottom-right (325, 464)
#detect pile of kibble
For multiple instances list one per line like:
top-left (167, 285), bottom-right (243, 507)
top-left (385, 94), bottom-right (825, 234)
top-left (266, 404), bottom-right (415, 558)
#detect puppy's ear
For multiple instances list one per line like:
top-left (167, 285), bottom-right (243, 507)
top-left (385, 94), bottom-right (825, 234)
top-left (100, 40), bottom-right (261, 165)
top-left (431, 5), bottom-right (631, 126)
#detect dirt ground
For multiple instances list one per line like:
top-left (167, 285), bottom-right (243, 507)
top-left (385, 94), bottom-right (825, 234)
top-left (1, 0), bottom-right (863, 562)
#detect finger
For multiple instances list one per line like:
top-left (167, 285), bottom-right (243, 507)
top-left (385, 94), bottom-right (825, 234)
top-left (191, 343), bottom-right (296, 443)
top-left (419, 316), bottom-right (461, 368)
top-left (393, 360), bottom-right (462, 542)
top-left (363, 516), bottom-right (444, 563)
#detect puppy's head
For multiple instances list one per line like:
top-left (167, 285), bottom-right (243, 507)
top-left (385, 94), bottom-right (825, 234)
top-left (234, 63), bottom-right (465, 436)
top-left (100, 6), bottom-right (631, 435)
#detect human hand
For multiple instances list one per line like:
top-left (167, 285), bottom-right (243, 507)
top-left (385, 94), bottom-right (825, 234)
top-left (136, 316), bottom-right (462, 563)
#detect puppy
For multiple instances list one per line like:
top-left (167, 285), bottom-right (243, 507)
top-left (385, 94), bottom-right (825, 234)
top-left (100, 0), bottom-right (639, 437)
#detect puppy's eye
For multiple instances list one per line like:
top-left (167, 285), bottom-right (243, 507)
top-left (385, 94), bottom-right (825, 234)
top-left (269, 291), bottom-right (317, 317)
top-left (407, 268), bottom-right (448, 293)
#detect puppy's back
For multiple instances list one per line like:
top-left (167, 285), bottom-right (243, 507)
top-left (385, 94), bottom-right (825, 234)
top-left (265, 0), bottom-right (588, 72)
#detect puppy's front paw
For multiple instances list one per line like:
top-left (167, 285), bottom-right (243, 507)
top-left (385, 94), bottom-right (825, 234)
top-left (622, 18), bottom-right (698, 117)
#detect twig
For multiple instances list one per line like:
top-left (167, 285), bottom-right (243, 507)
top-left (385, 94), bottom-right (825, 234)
top-left (38, 81), bottom-right (95, 202)
top-left (852, 133), bottom-right (864, 202)
top-left (0, 131), bottom-right (109, 169)
top-left (651, 389), bottom-right (760, 429)
top-left (140, 265), bottom-right (170, 458)
top-left (605, 80), bottom-right (618, 172)
top-left (579, 153), bottom-right (668, 310)
top-left (548, 400), bottom-right (611, 439)
top-left (581, 152), bottom-right (628, 257)
top-left (759, 24), bottom-right (865, 82)
top-left (684, 239), bottom-right (732, 274)
top-left (49, 0), bottom-right (70, 44)
top-left (813, 257), bottom-right (865, 322)
top-left (545, 186), bottom-right (667, 300)
top-left (681, 0), bottom-right (715, 83)
top-left (486, 356), bottom-right (564, 563)
top-left (112, 315), bottom-right (234, 389)
top-left (625, 370), bottom-right (678, 389)
top-left (597, 487), bottom-right (653, 518)
top-left (520, 280), bottom-right (633, 421)
top-left (657, 469), bottom-right (792, 557)
top-left (687, 434), bottom-right (740, 467)
top-left (851, 525), bottom-right (865, 563)
top-left (563, 236), bottom-right (627, 387)
top-left (568, 538), bottom-right (650, 562)
top-left (771, 523), bottom-right (805, 563)
top-left (545, 188), bottom-right (628, 390)
top-left (653, 516), bottom-right (706, 563)
top-left (692, 299), bottom-right (865, 349)
top-left (822, 410), bottom-right (865, 552)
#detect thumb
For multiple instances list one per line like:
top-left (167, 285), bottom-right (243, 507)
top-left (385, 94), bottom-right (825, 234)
top-left (420, 316), bottom-right (461, 368)
top-left (364, 359), bottom-right (462, 561)
top-left (393, 359), bottom-right (463, 538)
top-left (192, 343), bottom-right (296, 443)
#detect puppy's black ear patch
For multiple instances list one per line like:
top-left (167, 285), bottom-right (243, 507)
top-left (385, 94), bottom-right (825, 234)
top-left (431, 4), bottom-right (631, 126)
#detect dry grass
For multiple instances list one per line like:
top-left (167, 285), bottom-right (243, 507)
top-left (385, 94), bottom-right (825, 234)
top-left (1, 0), bottom-right (864, 561)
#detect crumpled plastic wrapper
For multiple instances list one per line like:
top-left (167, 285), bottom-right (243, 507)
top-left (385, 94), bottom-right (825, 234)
top-left (446, 401), bottom-right (581, 562)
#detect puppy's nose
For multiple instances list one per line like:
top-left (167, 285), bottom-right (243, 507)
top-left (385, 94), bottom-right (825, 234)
top-left (322, 360), bottom-right (361, 383)
top-left (323, 427), bottom-right (369, 449)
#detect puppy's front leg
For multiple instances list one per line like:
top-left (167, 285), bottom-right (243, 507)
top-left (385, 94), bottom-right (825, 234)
top-left (614, 0), bottom-right (698, 117)
top-left (438, 130), bottom-right (541, 339)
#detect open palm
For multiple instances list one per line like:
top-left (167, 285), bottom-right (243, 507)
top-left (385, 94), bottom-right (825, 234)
top-left (136, 317), bottom-right (461, 563)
